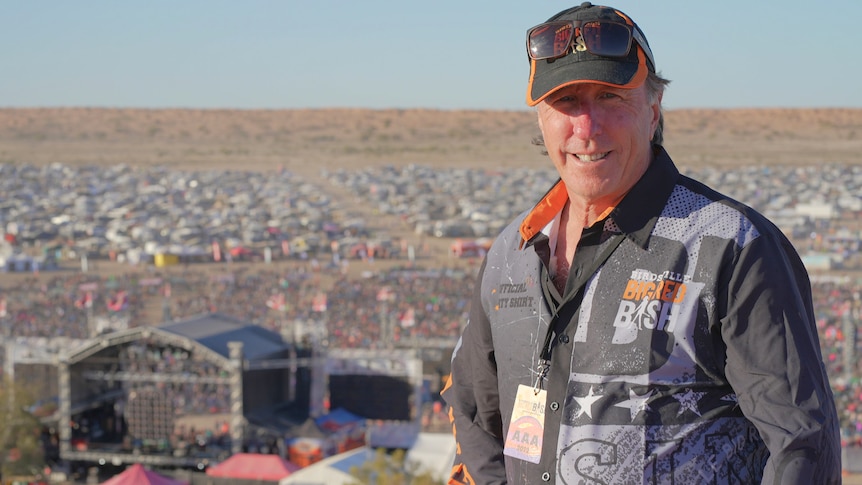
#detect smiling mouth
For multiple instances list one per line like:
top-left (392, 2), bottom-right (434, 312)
top-left (574, 152), bottom-right (610, 162)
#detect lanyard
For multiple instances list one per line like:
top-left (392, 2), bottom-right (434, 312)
top-left (533, 232), bottom-right (626, 393)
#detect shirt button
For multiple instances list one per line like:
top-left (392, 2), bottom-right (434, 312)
top-left (541, 472), bottom-right (551, 481)
top-left (558, 334), bottom-right (569, 344)
top-left (549, 401), bottom-right (559, 411)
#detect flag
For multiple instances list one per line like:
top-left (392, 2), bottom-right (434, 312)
top-left (312, 293), bottom-right (328, 312)
top-left (266, 293), bottom-right (286, 311)
top-left (399, 307), bottom-right (416, 328)
top-left (75, 291), bottom-right (93, 309)
top-left (107, 291), bottom-right (128, 312)
top-left (376, 286), bottom-right (395, 302)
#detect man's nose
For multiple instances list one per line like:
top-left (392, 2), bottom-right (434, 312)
top-left (570, 105), bottom-right (601, 139)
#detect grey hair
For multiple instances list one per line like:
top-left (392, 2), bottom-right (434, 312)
top-left (645, 71), bottom-right (671, 146)
top-left (531, 71), bottom-right (672, 150)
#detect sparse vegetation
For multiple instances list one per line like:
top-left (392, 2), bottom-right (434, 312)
top-left (347, 448), bottom-right (443, 485)
top-left (0, 107), bottom-right (860, 177)
top-left (0, 375), bottom-right (46, 480)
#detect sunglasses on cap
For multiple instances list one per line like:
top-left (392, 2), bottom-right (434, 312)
top-left (526, 20), bottom-right (655, 69)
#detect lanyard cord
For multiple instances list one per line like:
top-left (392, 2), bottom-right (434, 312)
top-left (534, 233), bottom-right (626, 392)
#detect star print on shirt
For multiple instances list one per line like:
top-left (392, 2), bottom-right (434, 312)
top-left (674, 388), bottom-right (706, 417)
top-left (573, 386), bottom-right (603, 419)
top-left (614, 388), bottom-right (654, 422)
top-left (721, 393), bottom-right (738, 405)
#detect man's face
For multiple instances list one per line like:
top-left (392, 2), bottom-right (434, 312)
top-left (536, 81), bottom-right (661, 210)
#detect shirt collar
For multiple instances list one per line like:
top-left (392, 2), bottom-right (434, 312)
top-left (519, 179), bottom-right (568, 243)
top-left (520, 146), bottom-right (679, 250)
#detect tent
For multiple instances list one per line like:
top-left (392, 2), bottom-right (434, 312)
top-left (101, 463), bottom-right (188, 485)
top-left (315, 407), bottom-right (364, 432)
top-left (279, 446), bottom-right (366, 485)
top-left (292, 418), bottom-right (328, 439)
top-left (287, 418), bottom-right (330, 467)
top-left (315, 408), bottom-right (366, 453)
top-left (206, 453), bottom-right (301, 482)
top-left (279, 432), bottom-right (456, 485)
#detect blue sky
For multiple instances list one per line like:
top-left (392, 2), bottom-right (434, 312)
top-left (2, 1), bottom-right (860, 111)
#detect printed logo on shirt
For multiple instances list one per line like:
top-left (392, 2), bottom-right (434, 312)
top-left (611, 269), bottom-right (691, 344)
top-left (492, 277), bottom-right (537, 311)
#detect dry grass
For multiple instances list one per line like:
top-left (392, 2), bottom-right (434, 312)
top-left (1, 107), bottom-right (861, 177)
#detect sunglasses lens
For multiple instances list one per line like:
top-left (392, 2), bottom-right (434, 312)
top-left (528, 21), bottom-right (633, 60)
top-left (528, 22), bottom-right (574, 60)
top-left (581, 21), bottom-right (632, 57)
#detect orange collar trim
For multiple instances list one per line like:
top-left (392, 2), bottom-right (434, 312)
top-left (519, 181), bottom-right (568, 242)
top-left (519, 181), bottom-right (618, 245)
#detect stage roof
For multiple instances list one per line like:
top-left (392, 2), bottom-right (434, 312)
top-left (65, 312), bottom-right (291, 365)
top-left (160, 312), bottom-right (290, 361)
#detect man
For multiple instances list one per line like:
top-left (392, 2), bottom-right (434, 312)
top-left (441, 2), bottom-right (842, 484)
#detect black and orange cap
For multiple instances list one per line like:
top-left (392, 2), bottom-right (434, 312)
top-left (526, 2), bottom-right (655, 107)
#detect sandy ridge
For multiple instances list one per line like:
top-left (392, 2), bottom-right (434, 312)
top-left (1, 107), bottom-right (861, 176)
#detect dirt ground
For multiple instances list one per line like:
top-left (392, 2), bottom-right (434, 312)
top-left (2, 107), bottom-right (862, 176)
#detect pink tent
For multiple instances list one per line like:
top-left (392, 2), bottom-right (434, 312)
top-left (206, 453), bottom-right (301, 481)
top-left (101, 463), bottom-right (188, 485)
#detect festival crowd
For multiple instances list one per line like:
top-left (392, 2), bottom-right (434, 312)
top-left (1, 258), bottom-right (861, 446)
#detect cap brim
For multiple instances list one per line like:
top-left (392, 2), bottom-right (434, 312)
top-left (526, 47), bottom-right (649, 106)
